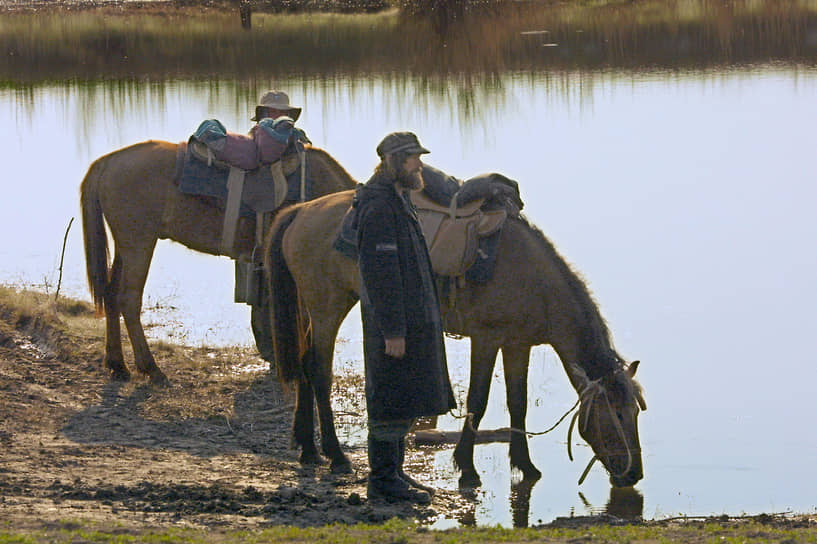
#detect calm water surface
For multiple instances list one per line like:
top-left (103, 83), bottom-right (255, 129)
top-left (3, 6), bottom-right (817, 527)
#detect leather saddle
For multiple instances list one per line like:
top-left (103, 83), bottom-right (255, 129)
top-left (410, 189), bottom-right (507, 278)
top-left (334, 171), bottom-right (521, 282)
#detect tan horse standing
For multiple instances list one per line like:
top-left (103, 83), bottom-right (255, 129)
top-left (81, 140), bottom-right (356, 385)
top-left (265, 189), bottom-right (647, 486)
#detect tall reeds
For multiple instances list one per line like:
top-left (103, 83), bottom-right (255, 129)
top-left (1, 0), bottom-right (816, 84)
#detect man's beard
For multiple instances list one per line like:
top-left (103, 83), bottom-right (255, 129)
top-left (396, 167), bottom-right (424, 190)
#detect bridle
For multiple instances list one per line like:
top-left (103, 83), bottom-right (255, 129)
top-left (567, 368), bottom-right (643, 485)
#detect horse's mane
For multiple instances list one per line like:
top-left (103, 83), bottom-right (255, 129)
top-left (516, 214), bottom-right (623, 379)
top-left (306, 145), bottom-right (358, 190)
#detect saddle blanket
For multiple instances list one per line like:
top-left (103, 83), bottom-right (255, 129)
top-left (177, 141), bottom-right (312, 218)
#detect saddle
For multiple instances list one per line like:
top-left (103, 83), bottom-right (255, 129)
top-left (187, 137), bottom-right (302, 206)
top-left (410, 190), bottom-right (507, 278)
top-left (334, 172), bottom-right (521, 286)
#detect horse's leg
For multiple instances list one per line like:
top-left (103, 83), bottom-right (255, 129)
top-left (102, 254), bottom-right (130, 381)
top-left (453, 335), bottom-right (500, 488)
top-left (250, 301), bottom-right (275, 363)
top-left (115, 243), bottom-right (169, 386)
top-left (292, 374), bottom-right (321, 465)
top-left (501, 344), bottom-right (541, 482)
top-left (303, 310), bottom-right (352, 474)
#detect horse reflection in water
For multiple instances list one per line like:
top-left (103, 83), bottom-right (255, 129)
top-left (454, 469), bottom-right (644, 527)
top-left (263, 189), bottom-right (647, 488)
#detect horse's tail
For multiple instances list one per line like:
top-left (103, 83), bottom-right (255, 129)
top-left (80, 156), bottom-right (110, 316)
top-left (265, 205), bottom-right (308, 384)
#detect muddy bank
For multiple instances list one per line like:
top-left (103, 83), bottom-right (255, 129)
top-left (0, 298), bottom-right (472, 530)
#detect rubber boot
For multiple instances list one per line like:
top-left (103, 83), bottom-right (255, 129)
top-left (397, 437), bottom-right (436, 497)
top-left (367, 438), bottom-right (431, 504)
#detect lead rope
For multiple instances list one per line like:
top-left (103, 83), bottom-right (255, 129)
top-left (450, 373), bottom-right (635, 485)
top-left (450, 394), bottom-right (581, 440)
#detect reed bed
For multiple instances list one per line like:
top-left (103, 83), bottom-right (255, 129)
top-left (1, 0), bottom-right (816, 84)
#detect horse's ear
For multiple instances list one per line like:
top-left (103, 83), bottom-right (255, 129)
top-left (627, 360), bottom-right (641, 378)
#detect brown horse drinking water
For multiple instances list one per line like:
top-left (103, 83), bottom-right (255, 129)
top-left (80, 140), bottom-right (356, 385)
top-left (263, 189), bottom-right (647, 487)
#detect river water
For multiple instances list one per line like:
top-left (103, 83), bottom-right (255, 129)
top-left (2, 1), bottom-right (817, 527)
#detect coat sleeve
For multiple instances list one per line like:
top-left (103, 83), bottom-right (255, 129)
top-left (357, 201), bottom-right (406, 339)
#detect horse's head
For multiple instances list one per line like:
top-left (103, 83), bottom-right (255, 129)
top-left (570, 361), bottom-right (646, 488)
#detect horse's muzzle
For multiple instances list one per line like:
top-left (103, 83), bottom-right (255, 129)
top-left (610, 467), bottom-right (643, 488)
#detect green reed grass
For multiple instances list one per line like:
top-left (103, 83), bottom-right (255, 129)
top-left (1, 0), bottom-right (816, 84)
top-left (2, 1), bottom-right (816, 130)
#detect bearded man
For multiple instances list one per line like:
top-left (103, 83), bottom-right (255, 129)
top-left (355, 132), bottom-right (456, 504)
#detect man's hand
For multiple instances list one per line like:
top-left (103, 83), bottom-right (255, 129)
top-left (384, 336), bottom-right (406, 358)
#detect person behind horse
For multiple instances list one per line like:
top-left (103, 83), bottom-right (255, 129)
top-left (251, 89), bottom-right (302, 125)
top-left (355, 132), bottom-right (457, 504)
top-left (249, 90), bottom-right (310, 143)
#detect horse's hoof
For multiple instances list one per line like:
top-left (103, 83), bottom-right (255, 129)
top-left (299, 451), bottom-right (325, 466)
top-left (104, 359), bottom-right (131, 382)
top-left (108, 367), bottom-right (131, 382)
top-left (330, 458), bottom-right (353, 474)
top-left (149, 371), bottom-right (170, 387)
top-left (519, 464), bottom-right (542, 483)
top-left (458, 471), bottom-right (482, 490)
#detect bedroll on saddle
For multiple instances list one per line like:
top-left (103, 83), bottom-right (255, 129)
top-left (192, 117), bottom-right (309, 171)
top-left (192, 119), bottom-right (258, 170)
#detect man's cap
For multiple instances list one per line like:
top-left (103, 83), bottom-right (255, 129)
top-left (251, 90), bottom-right (302, 121)
top-left (376, 132), bottom-right (430, 159)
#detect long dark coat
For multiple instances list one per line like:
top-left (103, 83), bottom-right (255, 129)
top-left (355, 172), bottom-right (456, 421)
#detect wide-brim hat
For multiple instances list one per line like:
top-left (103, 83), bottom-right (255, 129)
top-left (376, 131), bottom-right (430, 158)
top-left (251, 90), bottom-right (302, 121)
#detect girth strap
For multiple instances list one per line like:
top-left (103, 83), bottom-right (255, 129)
top-left (299, 149), bottom-right (307, 201)
top-left (220, 166), bottom-right (246, 255)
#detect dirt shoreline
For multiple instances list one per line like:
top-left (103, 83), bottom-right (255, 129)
top-left (2, 294), bottom-right (817, 542)
top-left (0, 296), bottom-right (477, 531)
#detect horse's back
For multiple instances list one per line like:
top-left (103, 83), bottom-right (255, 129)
top-left (81, 140), bottom-right (182, 243)
top-left (283, 189), bottom-right (359, 298)
top-left (89, 139), bottom-right (175, 166)
top-left (100, 139), bottom-right (179, 192)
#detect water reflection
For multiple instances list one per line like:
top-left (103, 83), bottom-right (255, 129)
top-left (3, 1), bottom-right (816, 135)
top-left (576, 487), bottom-right (644, 521)
top-left (455, 477), bottom-right (644, 527)
top-left (510, 478), bottom-right (537, 528)
top-left (606, 487), bottom-right (644, 520)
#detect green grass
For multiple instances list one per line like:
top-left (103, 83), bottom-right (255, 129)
top-left (2, 517), bottom-right (817, 543)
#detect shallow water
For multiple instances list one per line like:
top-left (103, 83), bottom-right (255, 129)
top-left (3, 4), bottom-right (817, 527)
